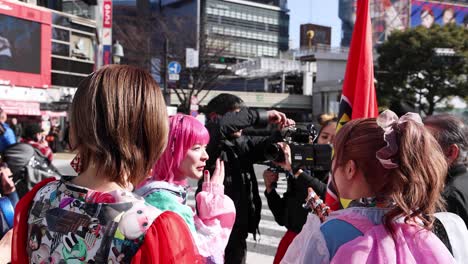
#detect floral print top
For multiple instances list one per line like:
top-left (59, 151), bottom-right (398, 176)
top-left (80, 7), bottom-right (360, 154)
top-left (26, 179), bottom-right (161, 264)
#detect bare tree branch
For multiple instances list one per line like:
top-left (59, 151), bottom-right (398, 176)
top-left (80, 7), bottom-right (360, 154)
top-left (113, 6), bottom-right (236, 113)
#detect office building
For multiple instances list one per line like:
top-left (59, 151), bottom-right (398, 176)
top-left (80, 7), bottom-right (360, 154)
top-left (204, 0), bottom-right (289, 59)
top-left (114, 0), bottom-right (289, 64)
top-left (112, 1), bottom-right (320, 120)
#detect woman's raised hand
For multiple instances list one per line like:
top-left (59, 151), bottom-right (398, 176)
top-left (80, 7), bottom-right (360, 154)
top-left (204, 158), bottom-right (225, 185)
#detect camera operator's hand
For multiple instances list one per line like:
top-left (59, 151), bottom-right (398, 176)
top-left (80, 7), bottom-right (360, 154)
top-left (204, 158), bottom-right (225, 185)
top-left (267, 110), bottom-right (287, 126)
top-left (284, 118), bottom-right (296, 128)
top-left (273, 142), bottom-right (292, 172)
top-left (263, 169), bottom-right (279, 194)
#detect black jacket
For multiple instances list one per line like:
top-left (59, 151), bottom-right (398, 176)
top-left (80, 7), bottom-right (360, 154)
top-left (265, 170), bottom-right (328, 233)
top-left (197, 107), bottom-right (277, 237)
top-left (443, 164), bottom-right (468, 228)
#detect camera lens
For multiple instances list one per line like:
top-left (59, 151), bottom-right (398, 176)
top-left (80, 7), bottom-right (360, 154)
top-left (264, 143), bottom-right (285, 163)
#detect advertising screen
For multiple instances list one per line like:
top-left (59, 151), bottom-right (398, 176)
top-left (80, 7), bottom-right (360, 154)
top-left (411, 0), bottom-right (468, 28)
top-left (339, 0), bottom-right (410, 46)
top-left (0, 1), bottom-right (51, 88)
top-left (0, 14), bottom-right (42, 74)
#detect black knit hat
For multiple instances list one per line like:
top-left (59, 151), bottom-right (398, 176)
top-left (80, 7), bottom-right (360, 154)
top-left (23, 123), bottom-right (43, 139)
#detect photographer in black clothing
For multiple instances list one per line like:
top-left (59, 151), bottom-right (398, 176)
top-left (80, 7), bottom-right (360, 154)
top-left (197, 93), bottom-right (294, 264)
top-left (263, 118), bottom-right (337, 264)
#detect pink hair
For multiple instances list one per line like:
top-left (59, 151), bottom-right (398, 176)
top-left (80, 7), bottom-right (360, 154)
top-left (151, 114), bottom-right (210, 184)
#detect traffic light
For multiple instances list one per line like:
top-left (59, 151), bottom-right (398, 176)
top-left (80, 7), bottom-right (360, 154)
top-left (219, 57), bottom-right (237, 64)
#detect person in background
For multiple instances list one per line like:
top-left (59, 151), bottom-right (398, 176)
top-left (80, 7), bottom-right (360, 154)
top-left (9, 118), bottom-right (22, 142)
top-left (317, 113), bottom-right (336, 127)
top-left (264, 118), bottom-right (337, 264)
top-left (12, 65), bottom-right (200, 263)
top-left (21, 123), bottom-right (53, 162)
top-left (62, 121), bottom-right (70, 151)
top-left (282, 110), bottom-right (461, 263)
top-left (198, 93), bottom-right (294, 264)
top-left (0, 164), bottom-right (18, 208)
top-left (136, 114), bottom-right (235, 263)
top-left (424, 114), bottom-right (468, 227)
top-left (45, 124), bottom-right (61, 153)
top-left (0, 109), bottom-right (15, 153)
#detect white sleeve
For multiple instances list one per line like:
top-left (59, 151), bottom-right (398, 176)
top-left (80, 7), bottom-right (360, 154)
top-left (281, 213), bottom-right (330, 264)
top-left (434, 212), bottom-right (468, 263)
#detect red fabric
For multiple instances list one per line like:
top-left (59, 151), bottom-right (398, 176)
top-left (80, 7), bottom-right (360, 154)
top-left (70, 154), bottom-right (82, 174)
top-left (12, 177), bottom-right (56, 264)
top-left (327, 0), bottom-right (379, 211)
top-left (131, 211), bottom-right (203, 264)
top-left (273, 230), bottom-right (298, 264)
top-left (325, 183), bottom-right (341, 212)
top-left (20, 139), bottom-right (54, 162)
top-left (340, 0), bottom-right (379, 121)
top-left (12, 179), bottom-right (201, 264)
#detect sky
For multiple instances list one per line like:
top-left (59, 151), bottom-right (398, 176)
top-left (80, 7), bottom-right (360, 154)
top-left (288, 0), bottom-right (342, 48)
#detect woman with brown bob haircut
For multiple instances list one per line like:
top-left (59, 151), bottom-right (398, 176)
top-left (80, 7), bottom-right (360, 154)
top-left (12, 65), bottom-right (201, 263)
top-left (282, 110), bottom-right (464, 263)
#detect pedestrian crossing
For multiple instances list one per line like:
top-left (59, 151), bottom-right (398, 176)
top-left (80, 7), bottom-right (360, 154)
top-left (186, 165), bottom-right (289, 263)
top-left (247, 177), bottom-right (288, 263)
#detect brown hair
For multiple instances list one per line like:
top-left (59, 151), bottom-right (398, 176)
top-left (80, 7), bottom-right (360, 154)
top-left (333, 118), bottom-right (447, 233)
top-left (70, 65), bottom-right (168, 186)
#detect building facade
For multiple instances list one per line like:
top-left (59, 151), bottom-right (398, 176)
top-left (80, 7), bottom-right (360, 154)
top-left (204, 0), bottom-right (289, 59)
top-left (112, 0), bottom-right (313, 119)
top-left (0, 0), bottom-right (97, 119)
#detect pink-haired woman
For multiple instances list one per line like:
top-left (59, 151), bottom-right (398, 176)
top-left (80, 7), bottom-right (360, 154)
top-left (136, 114), bottom-right (236, 264)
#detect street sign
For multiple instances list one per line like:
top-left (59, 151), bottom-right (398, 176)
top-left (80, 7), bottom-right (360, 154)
top-left (186, 48), bottom-right (199, 68)
top-left (169, 74), bottom-right (180, 81)
top-left (168, 61), bottom-right (181, 74)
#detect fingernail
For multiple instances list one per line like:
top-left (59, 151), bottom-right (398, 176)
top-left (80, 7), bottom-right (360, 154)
top-left (204, 170), bottom-right (209, 175)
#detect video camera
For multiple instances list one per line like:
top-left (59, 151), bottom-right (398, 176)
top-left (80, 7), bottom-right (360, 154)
top-left (264, 124), bottom-right (332, 172)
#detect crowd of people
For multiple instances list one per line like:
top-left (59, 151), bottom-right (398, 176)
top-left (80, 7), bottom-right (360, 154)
top-left (0, 64), bottom-right (465, 263)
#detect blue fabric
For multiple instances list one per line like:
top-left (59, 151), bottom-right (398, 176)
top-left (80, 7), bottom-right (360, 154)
top-left (0, 196), bottom-right (14, 229)
top-left (320, 219), bottom-right (363, 259)
top-left (6, 191), bottom-right (18, 208)
top-left (0, 124), bottom-right (16, 152)
top-left (319, 207), bottom-right (389, 259)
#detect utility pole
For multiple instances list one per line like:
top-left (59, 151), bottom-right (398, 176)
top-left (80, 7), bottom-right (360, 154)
top-left (163, 38), bottom-right (170, 104)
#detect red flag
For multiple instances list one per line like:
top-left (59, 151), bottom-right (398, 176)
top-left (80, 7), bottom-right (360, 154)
top-left (325, 0), bottom-right (379, 211)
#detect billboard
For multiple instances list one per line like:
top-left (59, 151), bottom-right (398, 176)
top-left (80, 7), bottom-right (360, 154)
top-left (0, 1), bottom-right (51, 87)
top-left (300, 24), bottom-right (332, 48)
top-left (411, 0), bottom-right (468, 28)
top-left (339, 0), bottom-right (410, 46)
